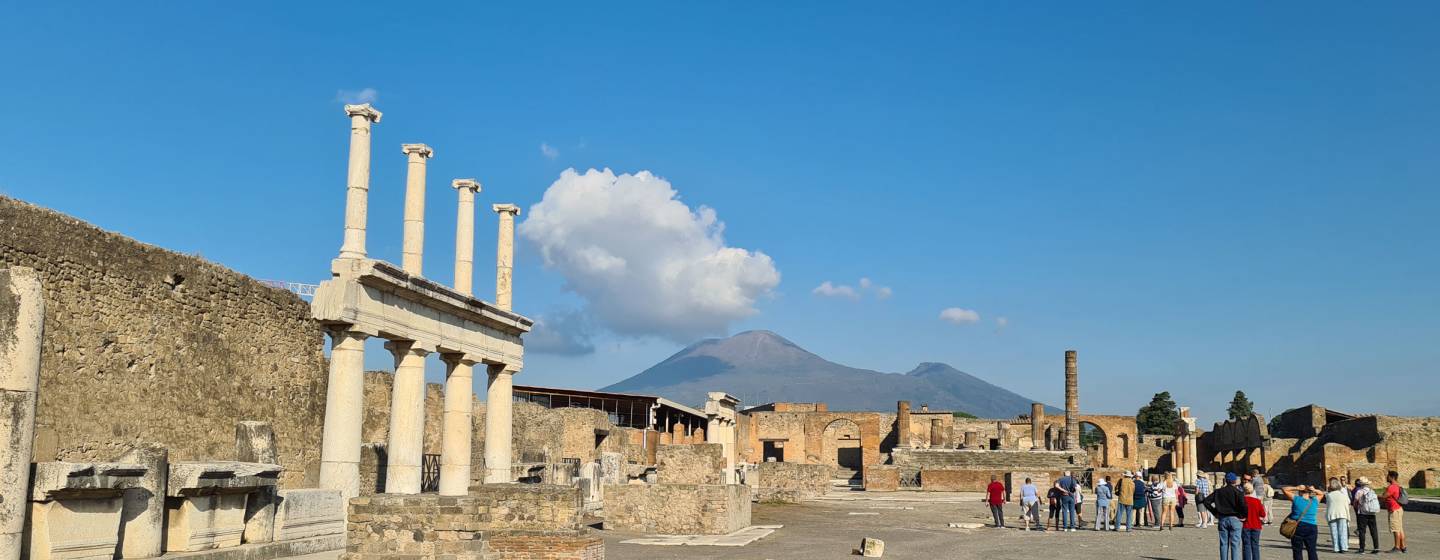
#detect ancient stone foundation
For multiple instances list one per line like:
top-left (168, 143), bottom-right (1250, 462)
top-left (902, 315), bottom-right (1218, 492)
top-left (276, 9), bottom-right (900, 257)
top-left (343, 485), bottom-right (600, 560)
top-left (752, 462), bottom-right (832, 502)
top-left (604, 484), bottom-right (751, 535)
top-left (655, 444), bottom-right (725, 485)
top-left (862, 466), bottom-right (900, 492)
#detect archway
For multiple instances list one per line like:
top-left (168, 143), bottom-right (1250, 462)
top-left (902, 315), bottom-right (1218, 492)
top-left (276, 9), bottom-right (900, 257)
top-left (1079, 421), bottom-right (1109, 468)
top-left (822, 419), bottom-right (864, 475)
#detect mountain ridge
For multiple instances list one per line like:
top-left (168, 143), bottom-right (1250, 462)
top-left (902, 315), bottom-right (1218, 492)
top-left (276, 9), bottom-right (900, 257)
top-left (600, 330), bottom-right (1055, 417)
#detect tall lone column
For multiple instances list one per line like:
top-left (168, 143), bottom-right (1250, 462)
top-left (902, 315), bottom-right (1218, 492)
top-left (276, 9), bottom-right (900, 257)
top-left (1030, 403), bottom-right (1045, 450)
top-left (339, 104), bottom-right (382, 259)
top-left (1064, 350), bottom-right (1079, 451)
top-left (400, 143), bottom-right (434, 275)
top-left (320, 329), bottom-right (368, 499)
top-left (0, 268), bottom-right (42, 560)
top-left (895, 401), bottom-right (912, 448)
top-left (492, 204), bottom-right (521, 310)
top-left (385, 341), bottom-right (431, 494)
top-left (930, 419), bottom-right (944, 447)
top-left (452, 179), bottom-right (481, 296)
top-left (439, 354), bottom-right (475, 496)
top-left (483, 364), bottom-right (517, 483)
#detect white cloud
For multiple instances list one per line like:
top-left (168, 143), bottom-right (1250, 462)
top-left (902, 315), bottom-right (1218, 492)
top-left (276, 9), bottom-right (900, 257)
top-left (540, 142), bottom-right (560, 160)
top-left (859, 277), bottom-right (873, 289)
top-left (876, 286), bottom-right (893, 300)
top-left (812, 281), bottom-right (859, 300)
top-left (526, 308), bottom-right (596, 356)
top-left (521, 168), bottom-right (780, 343)
top-left (939, 307), bottom-right (981, 325)
top-left (995, 316), bottom-right (1009, 333)
top-left (336, 87), bottom-right (379, 104)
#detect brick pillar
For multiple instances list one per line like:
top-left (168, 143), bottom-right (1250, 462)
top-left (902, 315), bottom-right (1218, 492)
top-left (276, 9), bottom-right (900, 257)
top-left (1064, 350), bottom-right (1079, 451)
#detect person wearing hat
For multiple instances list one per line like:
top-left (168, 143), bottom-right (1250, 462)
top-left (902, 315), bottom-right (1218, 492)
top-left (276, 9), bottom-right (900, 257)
top-left (1200, 472), bottom-right (1249, 560)
top-left (1195, 471), bottom-right (1214, 528)
top-left (1114, 471), bottom-right (1136, 532)
top-left (1352, 476), bottom-right (1381, 554)
top-left (1281, 483), bottom-right (1324, 560)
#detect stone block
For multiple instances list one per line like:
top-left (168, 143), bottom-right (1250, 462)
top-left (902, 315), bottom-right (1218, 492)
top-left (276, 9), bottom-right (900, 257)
top-left (754, 462), bottom-right (832, 502)
top-left (166, 462), bottom-right (281, 497)
top-left (919, 469), bottom-right (996, 492)
top-left (860, 537), bottom-right (885, 557)
top-left (242, 487), bottom-right (277, 544)
top-left (656, 444), bottom-right (724, 485)
top-left (165, 493), bottom-right (249, 552)
top-left (863, 466), bottom-right (899, 492)
top-left (1008, 471), bottom-right (1056, 504)
top-left (604, 484), bottom-right (750, 535)
top-left (115, 443), bottom-right (167, 559)
top-left (273, 489), bottom-right (345, 541)
top-left (234, 421), bottom-right (278, 464)
top-left (163, 462), bottom-right (282, 552)
top-left (26, 462), bottom-right (147, 560)
top-left (600, 452), bottom-right (624, 486)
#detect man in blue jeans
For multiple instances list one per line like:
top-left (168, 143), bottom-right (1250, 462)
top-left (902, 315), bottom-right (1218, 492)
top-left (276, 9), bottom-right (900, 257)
top-left (1200, 472), bottom-right (1249, 560)
top-left (1056, 470), bottom-right (1079, 532)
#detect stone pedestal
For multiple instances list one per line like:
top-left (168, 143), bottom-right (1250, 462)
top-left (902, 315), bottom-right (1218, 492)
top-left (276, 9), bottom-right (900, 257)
top-left (273, 489), bottom-right (345, 541)
top-left (0, 268), bottom-right (42, 560)
top-left (115, 444), bottom-right (168, 559)
top-left (163, 462), bottom-right (281, 553)
top-left (26, 462), bottom-right (147, 560)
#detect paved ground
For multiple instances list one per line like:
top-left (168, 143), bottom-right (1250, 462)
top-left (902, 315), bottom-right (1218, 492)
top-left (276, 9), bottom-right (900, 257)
top-left (602, 491), bottom-right (1438, 560)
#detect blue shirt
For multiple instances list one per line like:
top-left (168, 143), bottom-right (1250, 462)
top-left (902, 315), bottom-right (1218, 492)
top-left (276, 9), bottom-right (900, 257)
top-left (1096, 483), bottom-right (1113, 506)
top-left (1195, 477), bottom-right (1211, 498)
top-left (1021, 483), bottom-right (1039, 504)
top-left (1292, 496), bottom-right (1320, 525)
top-left (1058, 476), bottom-right (1078, 493)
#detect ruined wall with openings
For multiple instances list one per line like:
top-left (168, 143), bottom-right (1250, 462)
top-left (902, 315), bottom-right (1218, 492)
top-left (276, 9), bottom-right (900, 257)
top-left (0, 196), bottom-right (326, 488)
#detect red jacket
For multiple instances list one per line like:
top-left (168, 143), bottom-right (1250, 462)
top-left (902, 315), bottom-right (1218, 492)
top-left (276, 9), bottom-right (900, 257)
top-left (1243, 496), bottom-right (1267, 530)
top-left (987, 481), bottom-right (1007, 506)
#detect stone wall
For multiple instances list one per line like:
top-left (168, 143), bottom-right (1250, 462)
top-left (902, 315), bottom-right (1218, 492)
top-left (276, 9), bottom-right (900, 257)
top-left (603, 484), bottom-right (750, 535)
top-left (753, 462), bottom-right (832, 502)
top-left (862, 466), bottom-right (899, 492)
top-left (891, 448), bottom-right (1087, 470)
top-left (0, 196), bottom-right (327, 488)
top-left (656, 444), bottom-right (724, 485)
top-left (343, 485), bottom-right (600, 559)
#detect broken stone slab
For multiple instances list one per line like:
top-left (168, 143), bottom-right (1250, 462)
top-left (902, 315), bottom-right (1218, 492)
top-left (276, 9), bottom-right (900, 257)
top-left (116, 443), bottom-right (167, 559)
top-left (166, 461), bottom-right (281, 497)
top-left (164, 462), bottom-right (282, 552)
top-left (948, 522), bottom-right (985, 529)
top-left (860, 537), bottom-right (885, 557)
top-left (27, 462), bottom-right (148, 560)
top-left (599, 452), bottom-right (623, 486)
top-left (273, 489), bottom-right (345, 541)
top-left (235, 421), bottom-right (278, 464)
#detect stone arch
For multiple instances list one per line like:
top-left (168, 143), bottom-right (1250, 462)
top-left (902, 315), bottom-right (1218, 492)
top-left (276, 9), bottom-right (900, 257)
top-left (1079, 421), bottom-right (1109, 467)
top-left (821, 418), bottom-right (864, 473)
top-left (1075, 414), bottom-right (1139, 470)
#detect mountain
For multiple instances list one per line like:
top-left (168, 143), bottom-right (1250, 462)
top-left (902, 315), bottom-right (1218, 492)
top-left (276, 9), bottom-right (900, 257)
top-left (600, 330), bottom-right (1053, 418)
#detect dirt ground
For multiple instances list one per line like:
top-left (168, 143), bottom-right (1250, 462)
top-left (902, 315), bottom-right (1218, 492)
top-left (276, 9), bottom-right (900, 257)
top-left (601, 491), bottom-right (1436, 560)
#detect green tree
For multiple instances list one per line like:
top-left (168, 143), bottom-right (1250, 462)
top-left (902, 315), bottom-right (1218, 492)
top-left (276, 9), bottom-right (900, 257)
top-left (1136, 391), bottom-right (1180, 435)
top-left (953, 411), bottom-right (977, 419)
top-left (1227, 390), bottom-right (1255, 421)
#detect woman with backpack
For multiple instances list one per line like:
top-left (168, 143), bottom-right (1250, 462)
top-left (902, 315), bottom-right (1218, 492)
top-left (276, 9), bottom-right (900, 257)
top-left (1383, 471), bottom-right (1408, 554)
top-left (1352, 477), bottom-right (1381, 554)
top-left (1282, 484), bottom-right (1323, 560)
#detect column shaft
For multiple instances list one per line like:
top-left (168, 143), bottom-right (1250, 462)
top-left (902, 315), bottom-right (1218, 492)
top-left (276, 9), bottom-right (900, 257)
top-left (440, 357), bottom-right (474, 496)
top-left (492, 205), bottom-right (520, 310)
top-left (319, 330), bottom-right (367, 499)
top-left (0, 268), bottom-right (43, 560)
top-left (452, 180), bottom-right (480, 296)
top-left (1030, 403), bottom-right (1045, 450)
top-left (340, 105), bottom-right (381, 259)
top-left (483, 366), bottom-right (515, 483)
top-left (1064, 350), bottom-right (1079, 450)
top-left (401, 144), bottom-right (433, 275)
top-left (385, 342), bottom-right (429, 494)
top-left (1187, 436), bottom-right (1199, 483)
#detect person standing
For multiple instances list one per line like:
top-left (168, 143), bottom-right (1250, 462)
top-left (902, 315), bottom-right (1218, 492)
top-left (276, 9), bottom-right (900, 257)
top-left (986, 475), bottom-right (1008, 528)
top-left (1196, 471), bottom-right (1214, 528)
top-left (1057, 470), bottom-right (1079, 532)
top-left (1096, 476), bottom-right (1114, 531)
top-left (1021, 477), bottom-right (1041, 531)
top-left (1324, 478), bottom-right (1352, 553)
top-left (1200, 472), bottom-right (1248, 560)
top-left (1148, 474), bottom-right (1165, 530)
top-left (1282, 484), bottom-right (1322, 560)
top-left (1134, 473), bottom-right (1151, 528)
top-left (1177, 483), bottom-right (1189, 527)
top-left (1383, 471), bottom-right (1407, 554)
top-left (1160, 474), bottom-right (1179, 531)
top-left (1115, 471), bottom-right (1136, 532)
top-left (1048, 484), bottom-right (1063, 532)
top-left (1241, 482), bottom-right (1267, 560)
top-left (1352, 477), bottom-right (1381, 554)
top-left (1254, 472), bottom-right (1273, 525)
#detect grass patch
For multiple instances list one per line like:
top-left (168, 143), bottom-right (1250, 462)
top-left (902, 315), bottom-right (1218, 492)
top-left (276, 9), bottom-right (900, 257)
top-left (1406, 487), bottom-right (1440, 497)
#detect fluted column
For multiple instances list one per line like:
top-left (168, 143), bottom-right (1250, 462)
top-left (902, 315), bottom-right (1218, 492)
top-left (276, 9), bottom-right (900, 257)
top-left (1030, 402), bottom-right (1045, 450)
top-left (483, 364), bottom-right (517, 483)
top-left (439, 354), bottom-right (475, 495)
top-left (0, 268), bottom-right (42, 560)
top-left (319, 329), bottom-right (368, 499)
top-left (339, 104), bottom-right (382, 259)
top-left (492, 204), bottom-right (520, 311)
top-left (452, 179), bottom-right (481, 296)
top-left (400, 143), bottom-right (434, 275)
top-left (385, 341), bottom-right (430, 494)
top-left (1064, 350), bottom-right (1079, 450)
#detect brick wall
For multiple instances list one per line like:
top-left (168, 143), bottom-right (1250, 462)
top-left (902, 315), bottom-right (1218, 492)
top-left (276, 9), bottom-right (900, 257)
top-left (343, 485), bottom-right (600, 559)
top-left (892, 448), bottom-right (1087, 470)
top-left (603, 484), bottom-right (750, 535)
top-left (863, 466), bottom-right (899, 492)
top-left (0, 196), bottom-right (326, 488)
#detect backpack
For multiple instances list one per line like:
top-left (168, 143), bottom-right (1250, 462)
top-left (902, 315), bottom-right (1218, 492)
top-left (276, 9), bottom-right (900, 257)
top-left (1356, 487), bottom-right (1380, 514)
top-left (1397, 487), bottom-right (1409, 506)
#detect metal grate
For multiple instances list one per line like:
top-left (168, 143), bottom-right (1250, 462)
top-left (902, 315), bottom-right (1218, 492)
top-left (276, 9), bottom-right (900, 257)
top-left (421, 454), bottom-right (441, 492)
top-left (899, 469), bottom-right (921, 489)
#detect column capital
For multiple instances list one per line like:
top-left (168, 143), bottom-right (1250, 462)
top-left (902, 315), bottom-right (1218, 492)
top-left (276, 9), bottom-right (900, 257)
top-left (401, 143), bottom-right (434, 158)
top-left (440, 352), bottom-right (478, 367)
top-left (344, 103), bottom-right (383, 123)
top-left (383, 340), bottom-right (432, 358)
top-left (325, 326), bottom-right (369, 342)
top-left (452, 178), bottom-right (482, 193)
top-left (492, 203), bottom-right (521, 216)
top-left (487, 362), bottom-right (520, 376)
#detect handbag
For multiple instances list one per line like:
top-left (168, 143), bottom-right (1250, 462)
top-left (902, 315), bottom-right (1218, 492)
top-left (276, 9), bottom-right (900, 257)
top-left (1280, 497), bottom-right (1316, 539)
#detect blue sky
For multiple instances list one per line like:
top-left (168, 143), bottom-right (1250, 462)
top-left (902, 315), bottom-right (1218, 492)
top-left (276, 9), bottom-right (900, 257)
top-left (2, 2), bottom-right (1437, 424)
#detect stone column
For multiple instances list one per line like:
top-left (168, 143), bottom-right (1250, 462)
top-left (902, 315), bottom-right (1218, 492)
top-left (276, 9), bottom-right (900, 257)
top-left (385, 341), bottom-right (431, 494)
top-left (1187, 435), bottom-right (1199, 484)
top-left (930, 419), bottom-right (943, 447)
top-left (483, 364), bottom-right (517, 483)
top-left (400, 143), bottom-right (434, 275)
top-left (319, 329), bottom-right (368, 499)
top-left (1064, 349), bottom-right (1079, 451)
top-left (492, 204), bottom-right (521, 311)
top-left (452, 179), bottom-right (481, 296)
top-left (339, 104), bottom-right (382, 259)
top-left (439, 354), bottom-right (475, 496)
top-left (1030, 403), bottom-right (1045, 450)
top-left (997, 421), bottom-right (1010, 450)
top-left (0, 268), bottom-right (42, 560)
top-left (895, 400), bottom-right (911, 448)
top-left (963, 431), bottom-right (979, 449)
